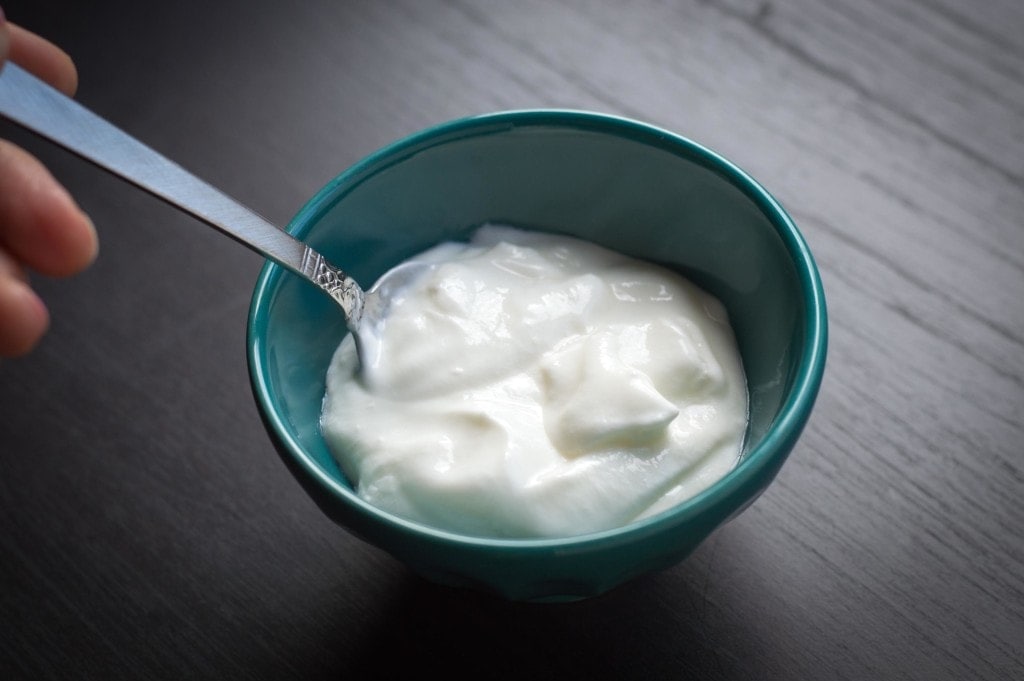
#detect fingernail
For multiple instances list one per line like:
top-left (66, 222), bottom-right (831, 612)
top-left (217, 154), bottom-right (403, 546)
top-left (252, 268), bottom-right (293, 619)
top-left (0, 6), bottom-right (6, 24)
top-left (82, 212), bottom-right (99, 265)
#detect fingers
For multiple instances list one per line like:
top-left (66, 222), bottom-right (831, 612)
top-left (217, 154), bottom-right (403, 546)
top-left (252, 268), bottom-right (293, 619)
top-left (0, 20), bottom-right (94, 275)
top-left (0, 139), bottom-right (98, 277)
top-left (0, 18), bottom-right (91, 356)
top-left (0, 247), bottom-right (50, 357)
top-left (5, 22), bottom-right (78, 96)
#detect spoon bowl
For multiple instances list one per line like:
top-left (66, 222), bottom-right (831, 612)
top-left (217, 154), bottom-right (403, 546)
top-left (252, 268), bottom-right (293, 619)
top-left (353, 258), bottom-right (436, 372)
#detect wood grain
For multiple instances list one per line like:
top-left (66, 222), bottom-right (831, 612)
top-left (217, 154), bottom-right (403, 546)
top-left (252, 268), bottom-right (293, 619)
top-left (1, 1), bottom-right (1021, 679)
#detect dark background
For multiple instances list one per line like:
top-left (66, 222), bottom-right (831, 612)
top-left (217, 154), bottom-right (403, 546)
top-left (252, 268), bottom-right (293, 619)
top-left (1, 1), bottom-right (1021, 679)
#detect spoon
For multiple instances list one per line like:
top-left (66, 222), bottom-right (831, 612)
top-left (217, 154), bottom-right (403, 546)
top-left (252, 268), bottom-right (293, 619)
top-left (0, 62), bottom-right (418, 368)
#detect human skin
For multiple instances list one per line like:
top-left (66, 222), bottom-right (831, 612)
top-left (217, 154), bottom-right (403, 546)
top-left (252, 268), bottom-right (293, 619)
top-left (0, 14), bottom-right (98, 357)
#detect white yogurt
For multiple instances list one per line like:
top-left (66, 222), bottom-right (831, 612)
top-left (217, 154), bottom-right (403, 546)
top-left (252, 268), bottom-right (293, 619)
top-left (321, 225), bottom-right (748, 538)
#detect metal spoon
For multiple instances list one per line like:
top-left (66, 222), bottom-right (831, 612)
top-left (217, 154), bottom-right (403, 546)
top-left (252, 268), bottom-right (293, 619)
top-left (0, 62), bottom-right (418, 368)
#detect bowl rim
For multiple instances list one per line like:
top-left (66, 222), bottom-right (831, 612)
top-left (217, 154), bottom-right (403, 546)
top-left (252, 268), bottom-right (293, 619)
top-left (247, 108), bottom-right (828, 550)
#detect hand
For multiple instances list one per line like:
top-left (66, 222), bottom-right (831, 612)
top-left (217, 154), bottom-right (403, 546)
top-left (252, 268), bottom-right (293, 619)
top-left (0, 15), bottom-right (98, 357)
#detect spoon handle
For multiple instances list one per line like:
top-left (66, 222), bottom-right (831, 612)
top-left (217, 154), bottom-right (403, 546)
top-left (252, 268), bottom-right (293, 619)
top-left (0, 63), bottom-right (364, 323)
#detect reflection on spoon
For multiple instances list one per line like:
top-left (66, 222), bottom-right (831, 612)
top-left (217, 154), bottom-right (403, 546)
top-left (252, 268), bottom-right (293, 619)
top-left (0, 61), bottom-right (409, 367)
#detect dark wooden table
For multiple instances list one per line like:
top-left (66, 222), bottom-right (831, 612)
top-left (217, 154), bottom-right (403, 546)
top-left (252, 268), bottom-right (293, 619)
top-left (2, 1), bottom-right (1021, 678)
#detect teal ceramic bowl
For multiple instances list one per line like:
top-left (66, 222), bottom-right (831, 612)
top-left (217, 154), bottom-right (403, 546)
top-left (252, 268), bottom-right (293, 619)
top-left (247, 110), bottom-right (827, 602)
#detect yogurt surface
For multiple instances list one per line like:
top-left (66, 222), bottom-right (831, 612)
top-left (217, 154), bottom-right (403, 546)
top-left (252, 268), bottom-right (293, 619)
top-left (321, 225), bottom-right (748, 538)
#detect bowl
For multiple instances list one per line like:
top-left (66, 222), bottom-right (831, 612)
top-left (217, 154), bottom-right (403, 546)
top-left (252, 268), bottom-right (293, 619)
top-left (247, 110), bottom-right (827, 601)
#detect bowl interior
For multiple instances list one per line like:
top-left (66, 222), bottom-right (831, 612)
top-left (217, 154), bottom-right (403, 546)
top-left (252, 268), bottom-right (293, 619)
top-left (249, 111), bottom-right (823, 542)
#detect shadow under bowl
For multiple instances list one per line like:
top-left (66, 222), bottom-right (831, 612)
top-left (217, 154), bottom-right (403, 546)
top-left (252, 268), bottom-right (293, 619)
top-left (247, 110), bottom-right (827, 601)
